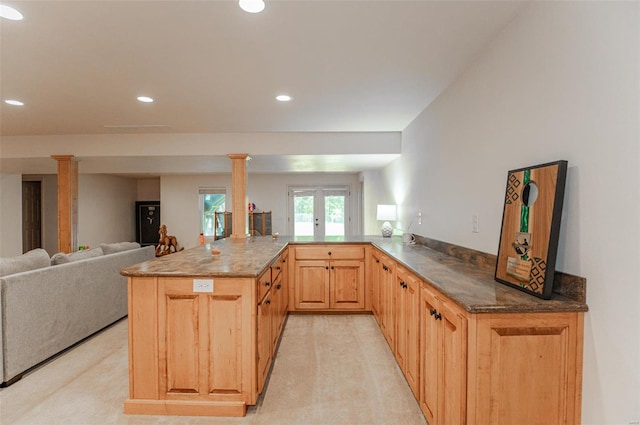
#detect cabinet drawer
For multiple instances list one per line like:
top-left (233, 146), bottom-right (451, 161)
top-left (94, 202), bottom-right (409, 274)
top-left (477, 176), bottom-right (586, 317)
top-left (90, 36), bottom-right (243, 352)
top-left (271, 255), bottom-right (285, 280)
top-left (295, 245), bottom-right (365, 260)
top-left (257, 269), bottom-right (272, 302)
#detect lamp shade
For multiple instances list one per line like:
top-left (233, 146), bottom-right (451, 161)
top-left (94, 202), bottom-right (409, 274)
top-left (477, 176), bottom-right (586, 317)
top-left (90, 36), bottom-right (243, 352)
top-left (376, 204), bottom-right (397, 221)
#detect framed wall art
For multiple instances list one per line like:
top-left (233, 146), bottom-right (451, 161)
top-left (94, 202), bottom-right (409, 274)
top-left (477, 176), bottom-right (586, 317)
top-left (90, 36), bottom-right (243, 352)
top-left (495, 160), bottom-right (568, 299)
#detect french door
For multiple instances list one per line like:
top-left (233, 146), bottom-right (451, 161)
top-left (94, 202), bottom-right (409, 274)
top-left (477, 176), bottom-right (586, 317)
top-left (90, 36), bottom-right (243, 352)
top-left (289, 186), bottom-right (350, 238)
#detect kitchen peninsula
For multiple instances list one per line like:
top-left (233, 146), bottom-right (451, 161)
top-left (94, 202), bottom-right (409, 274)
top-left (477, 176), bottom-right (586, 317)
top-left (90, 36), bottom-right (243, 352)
top-left (121, 236), bottom-right (587, 424)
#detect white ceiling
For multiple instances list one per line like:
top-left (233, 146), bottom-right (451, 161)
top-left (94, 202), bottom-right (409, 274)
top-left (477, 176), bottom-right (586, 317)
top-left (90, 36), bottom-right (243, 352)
top-left (0, 0), bottom-right (525, 174)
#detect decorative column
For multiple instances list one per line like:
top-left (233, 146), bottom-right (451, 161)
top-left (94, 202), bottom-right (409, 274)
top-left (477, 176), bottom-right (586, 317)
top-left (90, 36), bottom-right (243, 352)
top-left (51, 155), bottom-right (78, 253)
top-left (227, 154), bottom-right (248, 240)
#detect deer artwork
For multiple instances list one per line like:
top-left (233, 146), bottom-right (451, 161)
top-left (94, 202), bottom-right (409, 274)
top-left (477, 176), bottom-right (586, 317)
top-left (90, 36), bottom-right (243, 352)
top-left (155, 224), bottom-right (184, 257)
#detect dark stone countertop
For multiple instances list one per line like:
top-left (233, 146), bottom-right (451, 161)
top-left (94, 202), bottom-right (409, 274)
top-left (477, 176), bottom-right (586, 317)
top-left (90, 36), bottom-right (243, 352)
top-left (121, 235), bottom-right (588, 314)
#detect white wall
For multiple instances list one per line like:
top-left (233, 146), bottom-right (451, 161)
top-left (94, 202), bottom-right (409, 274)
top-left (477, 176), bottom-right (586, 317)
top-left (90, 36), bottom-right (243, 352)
top-left (160, 174), bottom-right (232, 249)
top-left (136, 178), bottom-right (161, 201)
top-left (0, 173), bottom-right (22, 257)
top-left (374, 2), bottom-right (640, 423)
top-left (161, 173), bottom-right (362, 249)
top-left (361, 170), bottom-right (386, 235)
top-left (78, 174), bottom-right (137, 248)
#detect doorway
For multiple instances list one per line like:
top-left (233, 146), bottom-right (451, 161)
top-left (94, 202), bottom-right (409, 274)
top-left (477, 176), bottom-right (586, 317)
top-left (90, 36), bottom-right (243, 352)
top-left (289, 186), bottom-right (350, 239)
top-left (22, 180), bottom-right (42, 253)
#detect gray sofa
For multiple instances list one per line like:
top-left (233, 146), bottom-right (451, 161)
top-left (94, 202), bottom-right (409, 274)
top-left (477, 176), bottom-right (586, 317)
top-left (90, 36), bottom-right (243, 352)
top-left (0, 245), bottom-right (155, 386)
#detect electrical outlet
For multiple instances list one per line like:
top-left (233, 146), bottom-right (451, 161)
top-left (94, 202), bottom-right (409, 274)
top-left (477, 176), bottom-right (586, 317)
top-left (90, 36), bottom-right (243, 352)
top-left (193, 279), bottom-right (214, 293)
top-left (472, 214), bottom-right (479, 233)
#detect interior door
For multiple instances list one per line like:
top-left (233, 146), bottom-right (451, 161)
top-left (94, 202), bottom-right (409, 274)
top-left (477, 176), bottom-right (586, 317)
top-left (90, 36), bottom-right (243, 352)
top-left (22, 181), bottom-right (42, 253)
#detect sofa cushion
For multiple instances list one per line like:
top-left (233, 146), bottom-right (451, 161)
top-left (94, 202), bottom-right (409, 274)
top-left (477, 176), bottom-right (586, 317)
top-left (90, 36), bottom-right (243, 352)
top-left (51, 247), bottom-right (104, 265)
top-left (0, 248), bottom-right (51, 277)
top-left (99, 241), bottom-right (141, 255)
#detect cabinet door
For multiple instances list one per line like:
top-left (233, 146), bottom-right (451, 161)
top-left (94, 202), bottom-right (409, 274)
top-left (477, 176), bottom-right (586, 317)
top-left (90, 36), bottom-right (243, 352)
top-left (271, 273), bottom-right (284, 349)
top-left (294, 260), bottom-right (330, 309)
top-left (257, 292), bottom-right (272, 394)
top-left (395, 272), bottom-right (407, 367)
top-left (470, 312), bottom-right (582, 425)
top-left (420, 284), bottom-right (467, 425)
top-left (157, 278), bottom-right (253, 404)
top-left (438, 296), bottom-right (467, 425)
top-left (381, 258), bottom-right (396, 348)
top-left (420, 286), bottom-right (439, 425)
top-left (280, 252), bottom-right (289, 314)
top-left (370, 253), bottom-right (382, 319)
top-left (329, 259), bottom-right (365, 309)
top-left (402, 272), bottom-right (421, 398)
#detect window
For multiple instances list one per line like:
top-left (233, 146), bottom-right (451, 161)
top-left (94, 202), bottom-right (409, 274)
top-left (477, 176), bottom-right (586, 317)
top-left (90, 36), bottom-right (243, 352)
top-left (199, 188), bottom-right (226, 237)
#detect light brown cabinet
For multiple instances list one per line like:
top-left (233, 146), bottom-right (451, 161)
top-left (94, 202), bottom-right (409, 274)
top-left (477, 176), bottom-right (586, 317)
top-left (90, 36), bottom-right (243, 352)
top-left (395, 266), bottom-right (420, 398)
top-left (257, 252), bottom-right (289, 394)
top-left (370, 249), bottom-right (382, 318)
top-left (292, 245), bottom-right (365, 311)
top-left (369, 249), bottom-right (396, 345)
top-left (419, 283), bottom-right (468, 425)
top-left (467, 312), bottom-right (583, 425)
top-left (271, 250), bottom-right (288, 338)
top-left (256, 286), bottom-right (273, 394)
top-left (369, 246), bottom-right (583, 425)
top-left (125, 242), bottom-right (584, 422)
top-left (294, 260), bottom-right (331, 309)
top-left (126, 276), bottom-right (256, 417)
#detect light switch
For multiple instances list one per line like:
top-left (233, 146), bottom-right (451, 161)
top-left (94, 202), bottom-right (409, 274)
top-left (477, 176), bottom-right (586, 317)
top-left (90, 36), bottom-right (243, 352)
top-left (193, 279), bottom-right (214, 293)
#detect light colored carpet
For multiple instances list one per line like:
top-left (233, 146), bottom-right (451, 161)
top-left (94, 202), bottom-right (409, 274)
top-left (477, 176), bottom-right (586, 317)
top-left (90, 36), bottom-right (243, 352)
top-left (0, 314), bottom-right (426, 425)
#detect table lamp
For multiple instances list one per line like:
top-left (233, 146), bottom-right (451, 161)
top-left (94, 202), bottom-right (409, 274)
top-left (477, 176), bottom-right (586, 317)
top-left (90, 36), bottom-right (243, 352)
top-left (376, 204), bottom-right (397, 237)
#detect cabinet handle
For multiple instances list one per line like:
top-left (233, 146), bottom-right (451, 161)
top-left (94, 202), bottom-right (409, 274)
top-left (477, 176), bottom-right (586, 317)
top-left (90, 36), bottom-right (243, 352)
top-left (265, 281), bottom-right (271, 287)
top-left (265, 299), bottom-right (271, 305)
top-left (282, 259), bottom-right (286, 263)
top-left (430, 308), bottom-right (436, 316)
top-left (331, 266), bottom-right (335, 270)
top-left (435, 312), bottom-right (442, 321)
top-left (328, 251), bottom-right (332, 255)
top-left (383, 265), bottom-right (388, 271)
top-left (376, 259), bottom-right (380, 263)
top-left (276, 266), bottom-right (281, 270)
top-left (325, 266), bottom-right (329, 270)
top-left (276, 284), bottom-right (282, 290)
top-left (399, 281), bottom-right (405, 287)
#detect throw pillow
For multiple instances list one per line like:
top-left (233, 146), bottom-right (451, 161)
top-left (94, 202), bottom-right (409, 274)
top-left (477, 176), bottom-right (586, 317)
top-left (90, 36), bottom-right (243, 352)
top-left (100, 241), bottom-right (141, 255)
top-left (0, 248), bottom-right (51, 277)
top-left (51, 247), bottom-right (104, 265)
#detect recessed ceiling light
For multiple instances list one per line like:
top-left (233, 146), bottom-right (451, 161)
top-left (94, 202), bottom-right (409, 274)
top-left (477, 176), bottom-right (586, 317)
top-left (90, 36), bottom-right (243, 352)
top-left (0, 4), bottom-right (24, 21)
top-left (137, 96), bottom-right (154, 103)
top-left (239, 0), bottom-right (265, 14)
top-left (276, 95), bottom-right (292, 102)
top-left (4, 99), bottom-right (24, 106)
